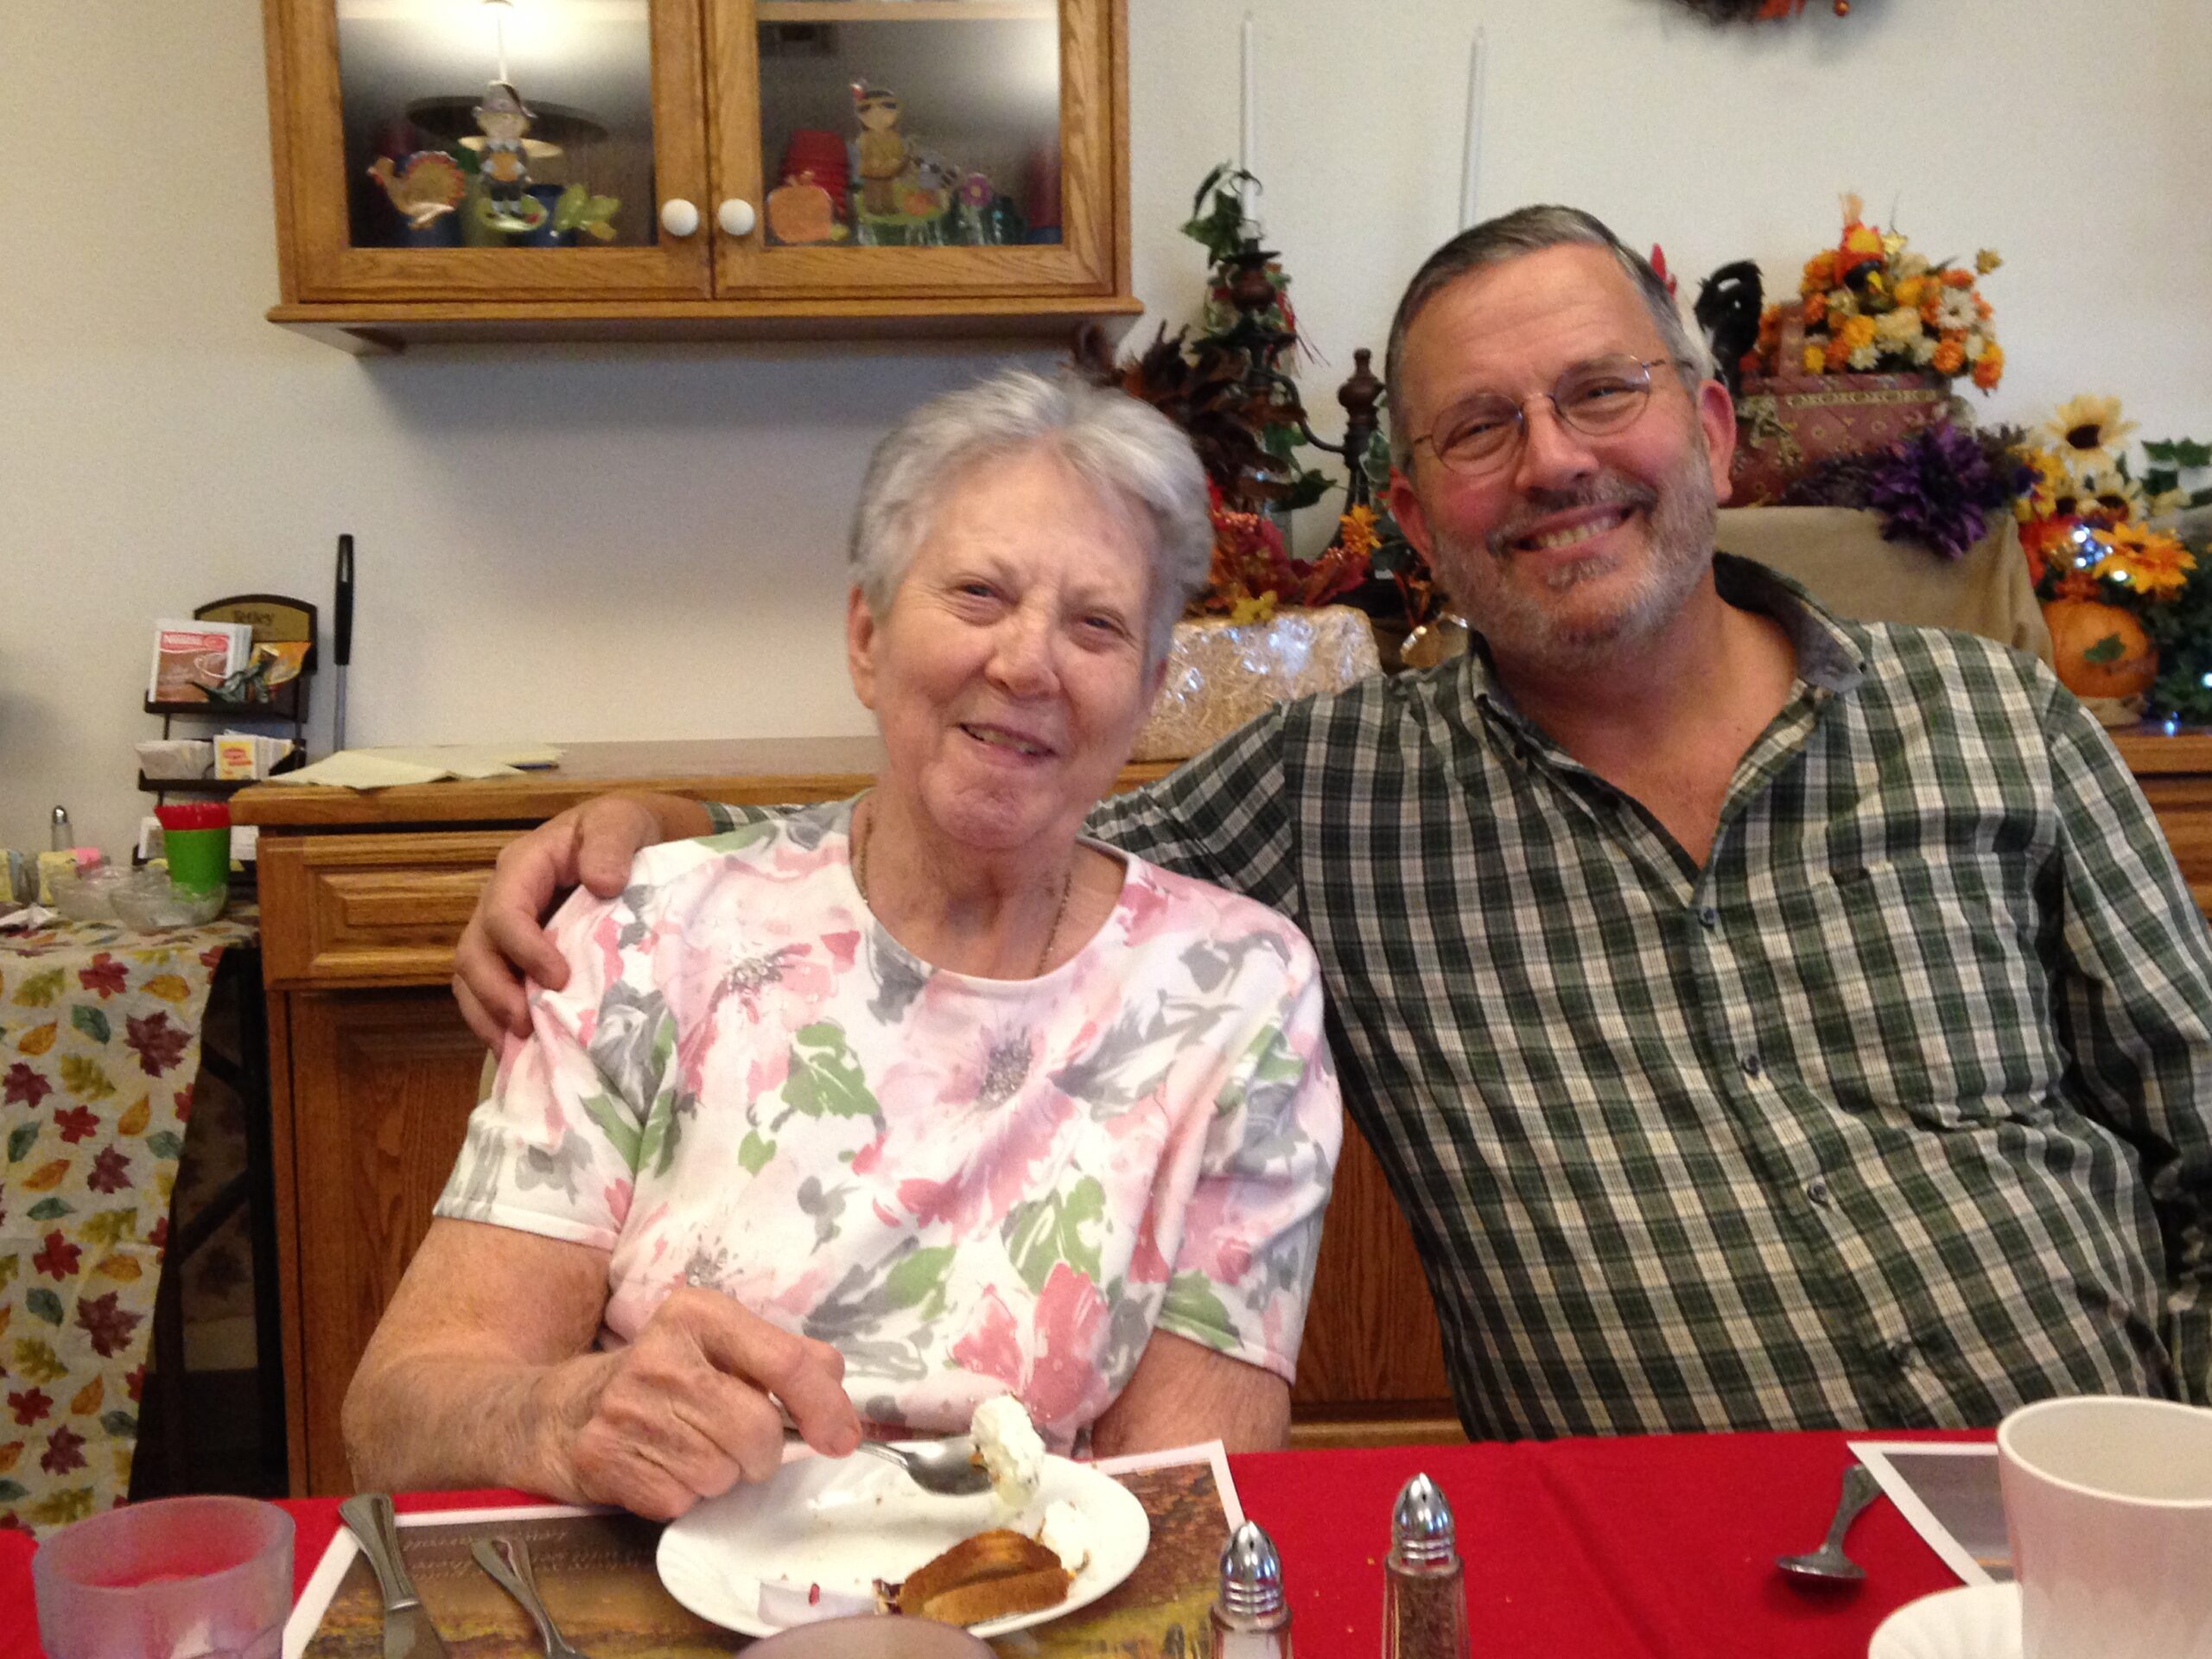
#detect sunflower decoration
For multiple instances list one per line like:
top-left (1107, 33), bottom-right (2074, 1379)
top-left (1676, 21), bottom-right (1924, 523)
top-left (1750, 195), bottom-right (2004, 393)
top-left (2013, 393), bottom-right (2212, 714)
top-left (2036, 395), bottom-right (2140, 471)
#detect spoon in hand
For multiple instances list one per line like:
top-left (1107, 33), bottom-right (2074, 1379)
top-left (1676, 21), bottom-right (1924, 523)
top-left (1777, 1462), bottom-right (1883, 1583)
top-left (854, 1433), bottom-right (995, 1497)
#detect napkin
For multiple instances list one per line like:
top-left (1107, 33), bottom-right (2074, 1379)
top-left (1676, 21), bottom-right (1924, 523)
top-left (276, 745), bottom-right (562, 788)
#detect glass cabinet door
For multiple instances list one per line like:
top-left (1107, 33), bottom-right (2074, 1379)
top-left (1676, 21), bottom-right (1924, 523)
top-left (711, 0), bottom-right (1117, 296)
top-left (278, 0), bottom-right (713, 299)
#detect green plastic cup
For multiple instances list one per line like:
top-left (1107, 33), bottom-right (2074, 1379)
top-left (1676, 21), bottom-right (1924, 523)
top-left (162, 825), bottom-right (231, 893)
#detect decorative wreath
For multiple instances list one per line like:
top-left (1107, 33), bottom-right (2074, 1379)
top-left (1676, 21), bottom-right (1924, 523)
top-left (1669, 0), bottom-right (1853, 18)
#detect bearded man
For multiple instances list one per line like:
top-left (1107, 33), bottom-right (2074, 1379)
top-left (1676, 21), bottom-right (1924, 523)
top-left (454, 206), bottom-right (2212, 1437)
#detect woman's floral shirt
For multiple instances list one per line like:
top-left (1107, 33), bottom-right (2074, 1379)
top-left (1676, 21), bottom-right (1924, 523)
top-left (436, 798), bottom-right (1342, 1449)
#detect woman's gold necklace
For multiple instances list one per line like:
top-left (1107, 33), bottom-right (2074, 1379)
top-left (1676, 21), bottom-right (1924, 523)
top-left (851, 804), bottom-right (1073, 978)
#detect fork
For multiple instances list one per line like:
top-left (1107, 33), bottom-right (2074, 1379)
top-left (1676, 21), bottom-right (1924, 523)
top-left (470, 1535), bottom-right (592, 1659)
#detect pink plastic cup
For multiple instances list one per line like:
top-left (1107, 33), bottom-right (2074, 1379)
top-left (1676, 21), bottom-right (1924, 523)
top-left (33, 1495), bottom-right (294, 1659)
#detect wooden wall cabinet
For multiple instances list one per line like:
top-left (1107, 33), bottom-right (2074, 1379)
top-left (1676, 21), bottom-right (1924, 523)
top-left (238, 741), bottom-right (1457, 1496)
top-left (262, 0), bottom-right (1137, 351)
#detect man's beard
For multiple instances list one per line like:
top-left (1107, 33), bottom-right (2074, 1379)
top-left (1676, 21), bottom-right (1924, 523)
top-left (1429, 438), bottom-right (1719, 676)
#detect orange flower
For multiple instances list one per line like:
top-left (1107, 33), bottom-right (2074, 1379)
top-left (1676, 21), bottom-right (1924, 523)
top-left (1972, 342), bottom-right (2005, 391)
top-left (1975, 296), bottom-right (1993, 320)
top-left (2053, 569), bottom-right (2101, 601)
top-left (1824, 335), bottom-right (1853, 372)
top-left (2019, 515), bottom-right (2078, 586)
top-left (1803, 344), bottom-right (1828, 374)
top-left (1802, 291), bottom-right (1828, 327)
top-left (2098, 520), bottom-right (2197, 599)
top-left (1941, 268), bottom-right (1975, 289)
top-left (1802, 250), bottom-right (1837, 292)
top-left (1333, 504), bottom-right (1381, 560)
top-left (1933, 337), bottom-right (1966, 375)
top-left (1840, 315), bottom-right (1878, 353)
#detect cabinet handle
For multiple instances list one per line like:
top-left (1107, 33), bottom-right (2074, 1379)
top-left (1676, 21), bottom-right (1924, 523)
top-left (659, 199), bottom-right (701, 238)
top-left (717, 198), bottom-right (758, 238)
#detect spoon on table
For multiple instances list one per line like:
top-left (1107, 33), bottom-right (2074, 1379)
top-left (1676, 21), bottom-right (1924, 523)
top-left (854, 1433), bottom-right (995, 1497)
top-left (1777, 1462), bottom-right (1884, 1583)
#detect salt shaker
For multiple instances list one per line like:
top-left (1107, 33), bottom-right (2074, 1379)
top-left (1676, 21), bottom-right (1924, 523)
top-left (1383, 1473), bottom-right (1469, 1659)
top-left (49, 805), bottom-right (73, 853)
top-left (1212, 1519), bottom-right (1293, 1659)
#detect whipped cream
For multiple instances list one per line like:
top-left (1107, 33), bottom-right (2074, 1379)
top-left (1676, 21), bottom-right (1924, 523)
top-left (1036, 1498), bottom-right (1093, 1573)
top-left (970, 1393), bottom-right (1046, 1513)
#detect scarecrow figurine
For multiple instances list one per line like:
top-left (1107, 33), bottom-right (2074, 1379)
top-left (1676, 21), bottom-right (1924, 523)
top-left (852, 80), bottom-right (913, 216)
top-left (474, 79), bottom-right (537, 228)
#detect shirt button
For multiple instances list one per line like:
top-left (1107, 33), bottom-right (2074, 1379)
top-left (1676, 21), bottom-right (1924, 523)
top-left (1886, 1340), bottom-right (1918, 1370)
top-left (1698, 906), bottom-right (1719, 929)
top-left (1806, 1178), bottom-right (1832, 1208)
top-left (1741, 1051), bottom-right (1763, 1077)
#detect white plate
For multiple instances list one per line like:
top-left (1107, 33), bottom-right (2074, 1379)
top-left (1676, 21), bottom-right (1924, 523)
top-left (1868, 1583), bottom-right (2022, 1659)
top-left (657, 1448), bottom-right (1150, 1639)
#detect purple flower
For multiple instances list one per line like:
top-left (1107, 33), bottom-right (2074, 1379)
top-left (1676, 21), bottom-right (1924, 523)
top-left (1864, 422), bottom-right (2031, 560)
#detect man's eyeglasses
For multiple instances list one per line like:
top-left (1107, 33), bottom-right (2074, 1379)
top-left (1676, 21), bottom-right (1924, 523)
top-left (1408, 354), bottom-right (1699, 478)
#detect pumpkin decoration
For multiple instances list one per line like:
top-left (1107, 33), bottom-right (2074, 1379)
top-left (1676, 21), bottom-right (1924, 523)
top-left (2044, 596), bottom-right (2158, 701)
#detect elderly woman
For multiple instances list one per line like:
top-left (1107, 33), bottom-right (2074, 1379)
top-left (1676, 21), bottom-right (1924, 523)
top-left (344, 370), bottom-right (1342, 1519)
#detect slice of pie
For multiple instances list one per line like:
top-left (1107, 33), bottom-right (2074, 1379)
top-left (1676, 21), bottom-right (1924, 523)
top-left (885, 1529), bottom-right (1074, 1626)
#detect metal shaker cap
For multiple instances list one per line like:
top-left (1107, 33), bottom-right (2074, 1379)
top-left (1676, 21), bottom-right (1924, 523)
top-left (1391, 1472), bottom-right (1458, 1568)
top-left (1217, 1519), bottom-right (1286, 1619)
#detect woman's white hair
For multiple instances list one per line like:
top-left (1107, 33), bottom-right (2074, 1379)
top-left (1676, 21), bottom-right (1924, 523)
top-left (849, 368), bottom-right (1211, 670)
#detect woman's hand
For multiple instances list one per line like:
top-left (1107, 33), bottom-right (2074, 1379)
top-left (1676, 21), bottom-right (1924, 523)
top-left (453, 792), bottom-right (710, 1046)
top-left (344, 1220), bottom-right (859, 1518)
top-left (545, 1286), bottom-right (861, 1519)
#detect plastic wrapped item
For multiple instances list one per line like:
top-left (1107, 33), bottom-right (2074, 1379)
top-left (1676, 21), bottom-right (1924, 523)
top-left (111, 868), bottom-right (226, 929)
top-left (47, 865), bottom-right (224, 930)
top-left (1132, 605), bottom-right (1382, 763)
top-left (47, 866), bottom-right (125, 923)
top-left (136, 738), bottom-right (216, 779)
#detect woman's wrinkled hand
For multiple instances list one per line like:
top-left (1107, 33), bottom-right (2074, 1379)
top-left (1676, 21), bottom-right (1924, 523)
top-left (452, 795), bottom-right (667, 1046)
top-left (543, 1287), bottom-right (861, 1520)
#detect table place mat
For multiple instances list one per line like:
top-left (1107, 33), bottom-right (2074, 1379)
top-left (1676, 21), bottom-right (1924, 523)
top-left (287, 1443), bottom-right (1241, 1659)
top-left (1850, 1440), bottom-right (2009, 1586)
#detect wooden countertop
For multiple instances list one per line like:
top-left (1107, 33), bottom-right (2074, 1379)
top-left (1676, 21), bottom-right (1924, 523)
top-left (232, 738), bottom-right (1184, 829)
top-left (231, 727), bottom-right (2212, 831)
top-left (2110, 726), bottom-right (2212, 776)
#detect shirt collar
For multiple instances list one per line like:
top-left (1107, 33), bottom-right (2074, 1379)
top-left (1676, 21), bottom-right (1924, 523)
top-left (1461, 551), bottom-right (1866, 747)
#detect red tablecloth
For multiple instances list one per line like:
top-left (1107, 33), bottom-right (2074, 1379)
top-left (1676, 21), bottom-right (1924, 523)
top-left (0, 1429), bottom-right (1980, 1657)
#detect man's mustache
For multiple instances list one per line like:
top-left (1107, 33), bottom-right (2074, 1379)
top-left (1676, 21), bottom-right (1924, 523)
top-left (1486, 476), bottom-right (1658, 561)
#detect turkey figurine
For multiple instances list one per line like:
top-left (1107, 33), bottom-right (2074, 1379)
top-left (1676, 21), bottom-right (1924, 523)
top-left (368, 152), bottom-right (469, 231)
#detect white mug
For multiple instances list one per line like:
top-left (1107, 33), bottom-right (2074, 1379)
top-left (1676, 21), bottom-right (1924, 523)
top-left (1998, 1395), bottom-right (2212, 1659)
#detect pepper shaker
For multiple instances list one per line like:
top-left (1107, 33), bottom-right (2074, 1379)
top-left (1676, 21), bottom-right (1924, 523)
top-left (1383, 1473), bottom-right (1469, 1659)
top-left (1212, 1519), bottom-right (1293, 1659)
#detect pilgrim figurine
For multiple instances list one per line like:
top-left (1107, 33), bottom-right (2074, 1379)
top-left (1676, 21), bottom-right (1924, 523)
top-left (474, 79), bottom-right (536, 228)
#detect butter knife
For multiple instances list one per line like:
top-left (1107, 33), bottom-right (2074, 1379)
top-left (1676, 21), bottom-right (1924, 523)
top-left (338, 1493), bottom-right (449, 1659)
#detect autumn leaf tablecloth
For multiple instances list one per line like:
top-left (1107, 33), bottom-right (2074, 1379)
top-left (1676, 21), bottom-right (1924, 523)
top-left (0, 911), bottom-right (257, 1533)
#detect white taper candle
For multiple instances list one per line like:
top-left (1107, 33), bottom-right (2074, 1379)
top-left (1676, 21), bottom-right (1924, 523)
top-left (1459, 28), bottom-right (1488, 232)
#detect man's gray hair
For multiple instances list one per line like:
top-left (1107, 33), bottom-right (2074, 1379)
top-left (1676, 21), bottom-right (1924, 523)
top-left (849, 369), bottom-right (1211, 670)
top-left (1383, 205), bottom-right (1714, 469)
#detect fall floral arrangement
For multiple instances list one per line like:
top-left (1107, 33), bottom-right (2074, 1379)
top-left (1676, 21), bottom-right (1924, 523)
top-left (2015, 396), bottom-right (2212, 715)
top-left (1780, 420), bottom-right (2029, 560)
top-left (1084, 166), bottom-right (1440, 626)
top-left (1750, 195), bottom-right (2005, 393)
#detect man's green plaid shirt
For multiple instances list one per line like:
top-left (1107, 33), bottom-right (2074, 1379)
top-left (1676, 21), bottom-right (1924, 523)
top-left (1084, 557), bottom-right (2212, 1437)
top-left (715, 557), bottom-right (2212, 1437)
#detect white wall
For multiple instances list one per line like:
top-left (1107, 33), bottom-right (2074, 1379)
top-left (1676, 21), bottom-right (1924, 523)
top-left (4, 0), bottom-right (2207, 856)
